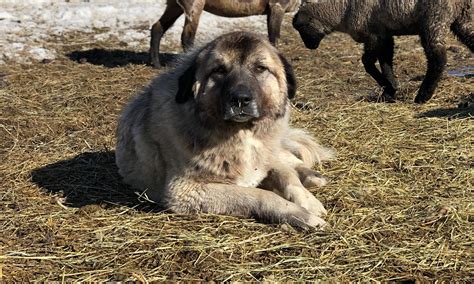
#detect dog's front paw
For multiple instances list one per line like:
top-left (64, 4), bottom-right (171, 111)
top-left (304, 214), bottom-right (327, 229)
top-left (302, 174), bottom-right (327, 187)
top-left (297, 166), bottom-right (328, 188)
top-left (288, 209), bottom-right (327, 230)
top-left (288, 185), bottom-right (327, 217)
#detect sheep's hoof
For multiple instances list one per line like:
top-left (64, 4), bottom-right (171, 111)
top-left (150, 60), bottom-right (161, 69)
top-left (414, 92), bottom-right (432, 104)
top-left (149, 53), bottom-right (162, 69)
top-left (381, 92), bottom-right (396, 103)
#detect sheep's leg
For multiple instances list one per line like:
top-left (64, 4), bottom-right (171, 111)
top-left (267, 2), bottom-right (285, 45)
top-left (150, 3), bottom-right (183, 68)
top-left (414, 31), bottom-right (447, 103)
top-left (378, 36), bottom-right (398, 91)
top-left (451, 20), bottom-right (474, 52)
top-left (362, 41), bottom-right (396, 102)
top-left (181, 1), bottom-right (205, 50)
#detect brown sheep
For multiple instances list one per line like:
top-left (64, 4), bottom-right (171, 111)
top-left (293, 0), bottom-right (474, 103)
top-left (150, 0), bottom-right (301, 67)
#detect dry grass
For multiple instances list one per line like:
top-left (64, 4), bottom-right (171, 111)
top-left (1, 22), bottom-right (473, 282)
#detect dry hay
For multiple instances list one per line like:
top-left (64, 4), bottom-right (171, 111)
top-left (1, 22), bottom-right (473, 282)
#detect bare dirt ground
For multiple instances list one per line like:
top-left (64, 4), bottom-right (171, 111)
top-left (1, 20), bottom-right (473, 281)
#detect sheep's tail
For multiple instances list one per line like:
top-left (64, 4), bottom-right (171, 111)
top-left (282, 128), bottom-right (335, 167)
top-left (451, 15), bottom-right (474, 52)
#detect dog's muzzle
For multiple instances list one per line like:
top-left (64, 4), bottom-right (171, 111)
top-left (223, 88), bottom-right (260, 123)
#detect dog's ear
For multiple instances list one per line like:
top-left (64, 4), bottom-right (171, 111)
top-left (279, 54), bottom-right (297, 99)
top-left (176, 64), bottom-right (197, 104)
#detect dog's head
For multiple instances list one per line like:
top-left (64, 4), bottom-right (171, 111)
top-left (292, 2), bottom-right (330, 49)
top-left (175, 32), bottom-right (296, 126)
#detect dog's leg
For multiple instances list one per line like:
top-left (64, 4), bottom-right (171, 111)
top-left (166, 180), bottom-right (326, 229)
top-left (150, 2), bottom-right (183, 68)
top-left (180, 0), bottom-right (205, 50)
top-left (260, 164), bottom-right (327, 217)
top-left (278, 129), bottom-right (332, 190)
top-left (267, 2), bottom-right (285, 45)
top-left (271, 149), bottom-right (328, 188)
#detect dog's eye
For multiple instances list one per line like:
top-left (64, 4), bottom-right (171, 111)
top-left (212, 65), bottom-right (227, 75)
top-left (255, 65), bottom-right (268, 73)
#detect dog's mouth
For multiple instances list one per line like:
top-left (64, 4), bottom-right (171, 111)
top-left (223, 104), bottom-right (260, 123)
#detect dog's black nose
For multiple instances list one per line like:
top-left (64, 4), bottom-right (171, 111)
top-left (230, 91), bottom-right (253, 107)
top-left (223, 85), bottom-right (260, 122)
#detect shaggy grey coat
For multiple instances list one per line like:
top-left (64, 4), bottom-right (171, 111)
top-left (293, 0), bottom-right (473, 103)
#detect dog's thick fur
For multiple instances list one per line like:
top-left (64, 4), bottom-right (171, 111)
top-left (150, 0), bottom-right (301, 67)
top-left (116, 32), bottom-right (333, 229)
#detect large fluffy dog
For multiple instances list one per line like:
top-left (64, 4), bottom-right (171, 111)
top-left (116, 32), bottom-right (333, 229)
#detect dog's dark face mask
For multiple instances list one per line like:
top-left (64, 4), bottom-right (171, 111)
top-left (220, 68), bottom-right (261, 122)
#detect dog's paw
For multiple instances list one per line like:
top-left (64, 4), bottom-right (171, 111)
top-left (302, 174), bottom-right (327, 187)
top-left (288, 185), bottom-right (327, 217)
top-left (301, 194), bottom-right (327, 217)
top-left (288, 209), bottom-right (327, 230)
top-left (297, 166), bottom-right (328, 188)
top-left (305, 214), bottom-right (327, 229)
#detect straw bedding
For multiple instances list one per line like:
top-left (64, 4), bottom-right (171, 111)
top-left (1, 24), bottom-right (473, 281)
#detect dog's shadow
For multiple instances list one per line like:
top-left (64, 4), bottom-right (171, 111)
top-left (31, 151), bottom-right (161, 211)
top-left (67, 49), bottom-right (179, 68)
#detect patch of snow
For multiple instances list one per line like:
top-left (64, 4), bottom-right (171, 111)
top-left (0, 0), bottom-right (269, 64)
top-left (0, 11), bottom-right (15, 20)
top-left (29, 47), bottom-right (57, 61)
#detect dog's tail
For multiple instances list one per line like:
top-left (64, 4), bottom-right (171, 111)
top-left (282, 128), bottom-right (335, 167)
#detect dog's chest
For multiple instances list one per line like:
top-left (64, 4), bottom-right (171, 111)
top-left (194, 132), bottom-right (271, 186)
top-left (233, 135), bottom-right (268, 188)
top-left (235, 166), bottom-right (267, 188)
